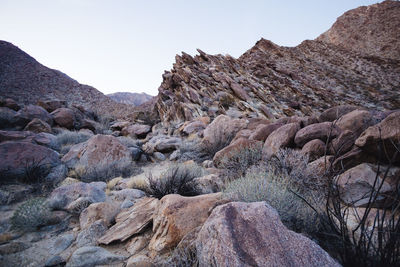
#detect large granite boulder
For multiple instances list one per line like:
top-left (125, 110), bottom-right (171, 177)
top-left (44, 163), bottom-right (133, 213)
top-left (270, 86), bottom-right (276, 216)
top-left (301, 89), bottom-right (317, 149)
top-left (263, 122), bottom-right (300, 159)
top-left (318, 105), bottom-right (359, 122)
top-left (121, 124), bottom-right (152, 138)
top-left (15, 105), bottom-right (53, 127)
top-left (196, 202), bottom-right (340, 267)
top-left (23, 118), bottom-right (52, 133)
top-left (51, 108), bottom-right (76, 129)
top-left (294, 122), bottom-right (341, 147)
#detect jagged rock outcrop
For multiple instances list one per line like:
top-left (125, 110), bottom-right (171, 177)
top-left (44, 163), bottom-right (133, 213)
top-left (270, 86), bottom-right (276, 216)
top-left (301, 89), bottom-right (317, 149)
top-left (155, 1), bottom-right (400, 125)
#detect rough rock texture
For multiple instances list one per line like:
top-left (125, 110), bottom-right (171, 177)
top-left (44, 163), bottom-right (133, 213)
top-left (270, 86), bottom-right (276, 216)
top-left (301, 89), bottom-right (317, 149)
top-left (48, 182), bottom-right (106, 210)
top-left (249, 122), bottom-right (283, 142)
top-left (263, 122), bottom-right (300, 159)
top-left (51, 108), bottom-right (75, 129)
top-left (121, 124), bottom-right (152, 138)
top-left (23, 118), bottom-right (52, 133)
top-left (155, 1), bottom-right (400, 125)
top-left (0, 107), bottom-right (18, 129)
top-left (62, 134), bottom-right (132, 168)
top-left (202, 115), bottom-right (247, 147)
top-left (0, 141), bottom-right (61, 182)
top-left (143, 135), bottom-right (182, 154)
top-left (294, 122), bottom-right (340, 147)
top-left (335, 109), bottom-right (376, 137)
top-left (318, 105), bottom-right (359, 122)
top-left (317, 1), bottom-right (400, 60)
top-left (98, 197), bottom-right (159, 245)
top-left (213, 138), bottom-right (262, 168)
top-left (37, 99), bottom-right (66, 112)
top-left (15, 104), bottom-right (53, 127)
top-left (149, 193), bottom-right (227, 253)
top-left (79, 202), bottom-right (120, 229)
top-left (66, 246), bottom-right (126, 267)
top-left (301, 139), bottom-right (326, 162)
top-left (355, 111), bottom-right (400, 162)
top-left (196, 202), bottom-right (340, 267)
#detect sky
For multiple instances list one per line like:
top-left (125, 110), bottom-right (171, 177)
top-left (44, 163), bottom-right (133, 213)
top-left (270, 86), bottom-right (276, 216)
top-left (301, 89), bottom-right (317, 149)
top-left (0, 0), bottom-right (382, 96)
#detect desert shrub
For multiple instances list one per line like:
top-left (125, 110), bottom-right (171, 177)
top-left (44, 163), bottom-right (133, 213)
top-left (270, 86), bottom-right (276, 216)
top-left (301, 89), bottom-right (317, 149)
top-left (73, 161), bottom-right (142, 183)
top-left (56, 130), bottom-right (92, 154)
top-left (223, 165), bottom-right (325, 235)
top-left (219, 144), bottom-right (262, 180)
top-left (165, 245), bottom-right (199, 267)
top-left (11, 197), bottom-right (51, 232)
top-left (196, 130), bottom-right (236, 161)
top-left (146, 162), bottom-right (206, 199)
top-left (95, 114), bottom-right (114, 134)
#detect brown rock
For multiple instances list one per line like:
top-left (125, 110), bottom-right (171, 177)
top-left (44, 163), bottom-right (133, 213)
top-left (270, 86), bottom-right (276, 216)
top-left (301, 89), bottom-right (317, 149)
top-left (182, 120), bottom-right (207, 135)
top-left (231, 129), bottom-right (252, 143)
top-left (143, 135), bottom-right (182, 154)
top-left (294, 122), bottom-right (341, 147)
top-left (333, 147), bottom-right (377, 172)
top-left (15, 105), bottom-right (53, 127)
top-left (37, 100), bottom-right (66, 112)
top-left (249, 122), bottom-right (284, 142)
top-left (0, 141), bottom-right (61, 182)
top-left (148, 193), bottom-right (228, 253)
top-left (246, 118), bottom-right (270, 130)
top-left (79, 202), bottom-right (120, 230)
top-left (355, 111), bottom-right (400, 163)
top-left (62, 134), bottom-right (132, 169)
top-left (51, 108), bottom-right (75, 129)
top-left (0, 130), bottom-right (35, 143)
top-left (329, 130), bottom-right (357, 156)
top-left (301, 139), bottom-right (326, 162)
top-left (318, 105), bottom-right (359, 122)
top-left (80, 118), bottom-right (99, 132)
top-left (0, 98), bottom-right (20, 111)
top-left (98, 197), bottom-right (159, 245)
top-left (202, 115), bottom-right (247, 148)
top-left (263, 122), bottom-right (301, 159)
top-left (214, 138), bottom-right (262, 168)
top-left (308, 156), bottom-right (334, 177)
top-left (110, 121), bottom-right (130, 131)
top-left (126, 230), bottom-right (152, 256)
top-left (336, 163), bottom-right (400, 207)
top-left (335, 109), bottom-right (376, 137)
top-left (23, 118), bottom-right (52, 133)
top-left (189, 174), bottom-right (225, 194)
top-left (121, 124), bottom-right (152, 138)
top-left (196, 201), bottom-right (340, 267)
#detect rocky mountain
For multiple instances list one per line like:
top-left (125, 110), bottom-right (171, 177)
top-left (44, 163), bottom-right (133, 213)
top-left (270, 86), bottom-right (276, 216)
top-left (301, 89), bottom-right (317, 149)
top-left (107, 92), bottom-right (153, 106)
top-left (155, 1), bottom-right (400, 125)
top-left (0, 41), bottom-right (136, 120)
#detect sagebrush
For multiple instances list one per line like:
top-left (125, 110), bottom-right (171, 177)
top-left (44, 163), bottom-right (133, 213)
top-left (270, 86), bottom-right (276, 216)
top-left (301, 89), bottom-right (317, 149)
top-left (11, 197), bottom-right (52, 232)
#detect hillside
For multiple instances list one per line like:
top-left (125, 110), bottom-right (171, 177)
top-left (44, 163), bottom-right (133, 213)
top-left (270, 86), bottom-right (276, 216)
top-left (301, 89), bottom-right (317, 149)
top-left (155, 1), bottom-right (400, 125)
top-left (0, 41), bottom-right (137, 120)
top-left (107, 92), bottom-right (153, 106)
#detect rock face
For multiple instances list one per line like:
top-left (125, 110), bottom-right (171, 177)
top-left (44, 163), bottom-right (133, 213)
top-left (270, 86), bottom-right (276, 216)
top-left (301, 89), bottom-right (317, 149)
top-left (51, 108), bottom-right (75, 129)
top-left (62, 134), bottom-right (132, 168)
top-left (149, 193), bottom-right (227, 253)
top-left (355, 111), bottom-right (400, 162)
top-left (317, 1), bottom-right (400, 60)
top-left (0, 141), bottom-right (61, 182)
top-left (263, 122), bottom-right (300, 159)
top-left (196, 202), bottom-right (340, 267)
top-left (213, 138), bottom-right (262, 168)
top-left (98, 197), bottom-right (159, 245)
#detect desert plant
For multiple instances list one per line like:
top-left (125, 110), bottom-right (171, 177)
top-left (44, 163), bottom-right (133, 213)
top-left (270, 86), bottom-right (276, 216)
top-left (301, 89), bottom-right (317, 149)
top-left (56, 129), bottom-right (92, 154)
top-left (166, 245), bottom-right (199, 267)
top-left (11, 197), bottom-right (51, 232)
top-left (219, 144), bottom-right (262, 180)
top-left (223, 164), bottom-right (325, 235)
top-left (146, 162), bottom-right (206, 199)
top-left (73, 161), bottom-right (142, 183)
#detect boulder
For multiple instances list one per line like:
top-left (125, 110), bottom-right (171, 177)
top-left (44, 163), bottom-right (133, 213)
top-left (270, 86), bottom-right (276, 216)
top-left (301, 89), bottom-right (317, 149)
top-left (79, 119), bottom-right (99, 132)
top-left (0, 130), bottom-right (35, 143)
top-left (0, 141), bottom-right (61, 182)
top-left (196, 202), bottom-right (340, 267)
top-left (37, 99), bottom-right (66, 112)
top-left (355, 111), bottom-right (400, 163)
top-left (48, 182), bottom-right (106, 210)
top-left (307, 156), bottom-right (334, 177)
top-left (202, 115), bottom-right (247, 148)
top-left (0, 98), bottom-right (20, 111)
top-left (109, 188), bottom-right (146, 202)
top-left (294, 122), bottom-right (341, 147)
top-left (319, 105), bottom-right (359, 122)
top-left (0, 107), bottom-right (18, 129)
top-left (33, 132), bottom-right (59, 149)
top-left (336, 163), bottom-right (400, 207)
top-left (76, 220), bottom-right (108, 247)
top-left (263, 122), bottom-right (301, 159)
top-left (301, 139), bottom-right (326, 162)
top-left (51, 108), bottom-right (75, 129)
top-left (335, 110), bottom-right (376, 137)
top-left (214, 138), bottom-right (262, 168)
top-left (329, 130), bottom-right (357, 156)
top-left (61, 134), bottom-right (132, 169)
top-left (148, 193), bottom-right (228, 253)
top-left (249, 122), bottom-right (284, 142)
top-left (143, 135), bottom-right (182, 154)
top-left (121, 124), bottom-right (152, 138)
top-left (333, 147), bottom-right (377, 172)
top-left (189, 174), bottom-right (225, 194)
top-left (110, 121), bottom-right (130, 131)
top-left (15, 105), bottom-right (53, 127)
top-left (231, 129), bottom-right (252, 143)
top-left (98, 197), bottom-right (159, 245)
top-left (182, 120), bottom-right (207, 135)
top-left (66, 246), bottom-right (126, 267)
top-left (79, 202), bottom-right (120, 230)
top-left (23, 118), bottom-right (52, 133)
top-left (126, 230), bottom-right (152, 255)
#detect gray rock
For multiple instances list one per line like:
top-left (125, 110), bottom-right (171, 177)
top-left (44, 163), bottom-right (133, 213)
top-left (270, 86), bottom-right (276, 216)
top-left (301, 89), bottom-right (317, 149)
top-left (76, 220), bottom-right (107, 247)
top-left (66, 246), bottom-right (126, 267)
top-left (49, 233), bottom-right (75, 255)
top-left (153, 151), bottom-right (166, 161)
top-left (121, 199), bottom-right (134, 209)
top-left (48, 182), bottom-right (106, 210)
top-left (169, 149), bottom-right (181, 161)
top-left (110, 188), bottom-right (146, 201)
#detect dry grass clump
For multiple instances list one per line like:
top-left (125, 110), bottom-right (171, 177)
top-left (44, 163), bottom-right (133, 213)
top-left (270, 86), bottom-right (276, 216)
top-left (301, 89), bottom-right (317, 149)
top-left (145, 162), bottom-right (206, 199)
top-left (56, 129), bottom-right (92, 154)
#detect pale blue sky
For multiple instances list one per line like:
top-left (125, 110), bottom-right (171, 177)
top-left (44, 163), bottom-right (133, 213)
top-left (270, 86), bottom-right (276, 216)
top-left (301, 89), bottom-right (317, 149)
top-left (0, 0), bottom-right (381, 95)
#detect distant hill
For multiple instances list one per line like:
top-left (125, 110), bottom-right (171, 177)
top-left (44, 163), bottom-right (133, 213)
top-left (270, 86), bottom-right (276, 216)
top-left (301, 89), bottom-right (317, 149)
top-left (107, 92), bottom-right (153, 106)
top-left (0, 40), bottom-right (137, 120)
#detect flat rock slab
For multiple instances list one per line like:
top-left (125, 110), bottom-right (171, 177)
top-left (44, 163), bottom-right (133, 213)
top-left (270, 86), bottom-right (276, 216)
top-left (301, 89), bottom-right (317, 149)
top-left (98, 197), bottom-right (159, 245)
